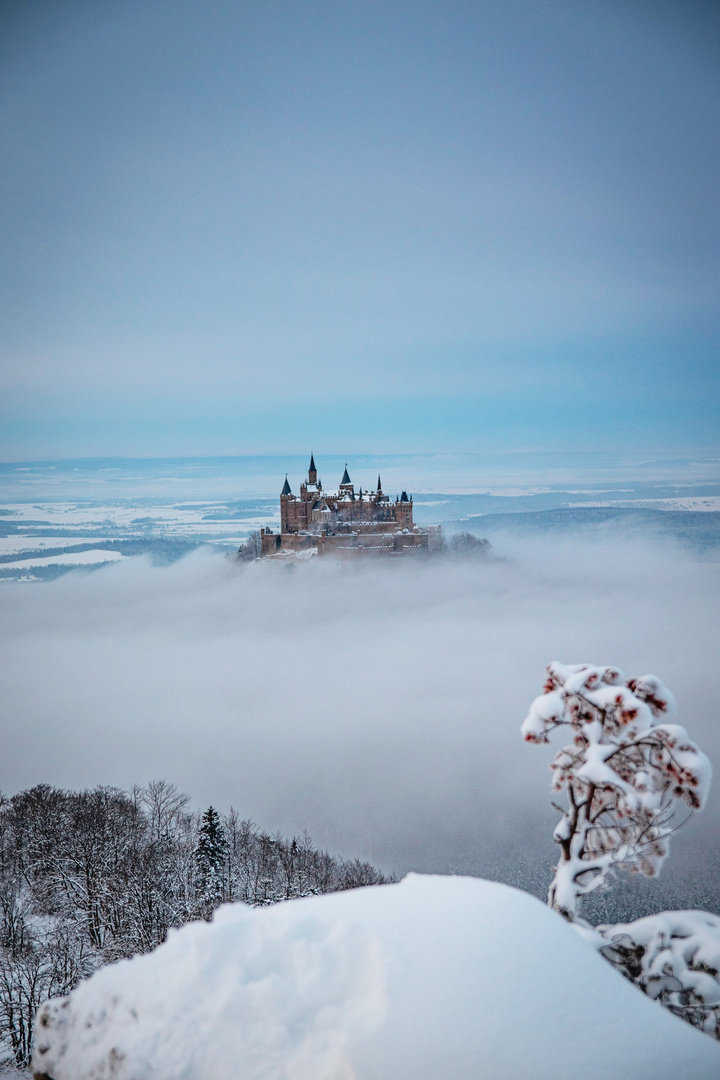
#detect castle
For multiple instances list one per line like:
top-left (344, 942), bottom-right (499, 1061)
top-left (260, 455), bottom-right (439, 557)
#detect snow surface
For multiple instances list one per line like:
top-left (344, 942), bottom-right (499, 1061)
top-left (0, 550), bottom-right (128, 569)
top-left (33, 875), bottom-right (720, 1080)
top-left (0, 536), bottom-right (112, 555)
top-left (572, 497), bottom-right (720, 511)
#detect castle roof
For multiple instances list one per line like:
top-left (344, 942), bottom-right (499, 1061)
top-left (281, 476), bottom-right (292, 496)
top-left (309, 453), bottom-right (316, 472)
top-left (341, 465), bottom-right (351, 485)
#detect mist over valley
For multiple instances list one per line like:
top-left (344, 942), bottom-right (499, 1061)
top-left (2, 474), bottom-right (717, 924)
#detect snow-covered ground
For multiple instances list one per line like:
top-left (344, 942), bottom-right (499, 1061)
top-left (573, 497), bottom-right (720, 512)
top-left (0, 498), bottom-right (281, 578)
top-left (0, 549), bottom-right (128, 569)
top-left (0, 536), bottom-right (115, 556)
top-left (0, 501), bottom-right (279, 536)
top-left (34, 875), bottom-right (720, 1080)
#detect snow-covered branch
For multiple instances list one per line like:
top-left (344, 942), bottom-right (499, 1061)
top-left (596, 910), bottom-right (720, 1039)
top-left (522, 663), bottom-right (711, 921)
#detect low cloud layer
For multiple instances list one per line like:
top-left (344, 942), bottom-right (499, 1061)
top-left (2, 535), bottom-right (718, 912)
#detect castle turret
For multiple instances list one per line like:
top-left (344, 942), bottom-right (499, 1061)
top-left (308, 454), bottom-right (317, 485)
top-left (280, 475), bottom-right (298, 532)
top-left (395, 489), bottom-right (413, 529)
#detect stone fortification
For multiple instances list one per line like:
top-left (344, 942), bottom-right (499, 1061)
top-left (260, 455), bottom-right (439, 558)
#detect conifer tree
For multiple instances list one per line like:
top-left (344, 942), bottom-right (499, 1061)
top-left (194, 807), bottom-right (228, 912)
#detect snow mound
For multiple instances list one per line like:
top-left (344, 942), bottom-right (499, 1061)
top-left (33, 875), bottom-right (720, 1080)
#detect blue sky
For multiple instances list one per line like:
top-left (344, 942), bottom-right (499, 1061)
top-left (1, 0), bottom-right (718, 460)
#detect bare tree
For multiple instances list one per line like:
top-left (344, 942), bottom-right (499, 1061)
top-left (236, 531), bottom-right (262, 561)
top-left (137, 780), bottom-right (191, 845)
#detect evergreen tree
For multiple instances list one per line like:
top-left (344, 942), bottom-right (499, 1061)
top-left (194, 807), bottom-right (228, 912)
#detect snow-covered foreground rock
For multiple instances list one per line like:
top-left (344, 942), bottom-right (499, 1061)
top-left (33, 875), bottom-right (720, 1080)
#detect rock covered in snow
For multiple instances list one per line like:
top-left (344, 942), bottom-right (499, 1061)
top-left (32, 875), bottom-right (720, 1080)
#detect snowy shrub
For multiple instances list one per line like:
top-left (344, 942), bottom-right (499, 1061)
top-left (521, 663), bottom-right (711, 920)
top-left (522, 662), bottom-right (720, 1040)
top-left (596, 910), bottom-right (720, 1039)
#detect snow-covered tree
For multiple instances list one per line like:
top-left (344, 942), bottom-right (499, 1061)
top-left (521, 662), bottom-right (711, 921)
top-left (522, 662), bottom-right (720, 1040)
top-left (236, 531), bottom-right (262, 561)
top-left (194, 807), bottom-right (228, 914)
top-left (0, 785), bottom-right (389, 1066)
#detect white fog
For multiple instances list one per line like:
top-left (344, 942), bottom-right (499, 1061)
top-left (2, 531), bottom-right (717, 916)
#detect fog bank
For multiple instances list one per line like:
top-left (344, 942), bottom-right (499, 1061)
top-left (2, 534), bottom-right (718, 912)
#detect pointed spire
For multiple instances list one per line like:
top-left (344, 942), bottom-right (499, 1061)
top-left (281, 475), bottom-right (292, 496)
top-left (308, 452), bottom-right (317, 485)
top-left (341, 464), bottom-right (351, 486)
top-left (310, 453), bottom-right (316, 472)
top-left (377, 474), bottom-right (382, 492)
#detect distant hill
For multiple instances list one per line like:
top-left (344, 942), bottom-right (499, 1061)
top-left (451, 507), bottom-right (720, 553)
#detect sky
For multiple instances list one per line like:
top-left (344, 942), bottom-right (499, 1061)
top-left (1, 0), bottom-right (719, 460)
top-left (2, 531), bottom-right (718, 920)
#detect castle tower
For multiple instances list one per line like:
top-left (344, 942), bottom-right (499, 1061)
top-left (308, 453), bottom-right (317, 485)
top-left (395, 490), bottom-right (413, 528)
top-left (280, 475), bottom-right (295, 532)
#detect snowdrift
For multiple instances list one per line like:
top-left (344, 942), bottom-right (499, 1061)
top-left (33, 875), bottom-right (720, 1080)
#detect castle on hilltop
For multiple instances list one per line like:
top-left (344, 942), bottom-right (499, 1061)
top-left (260, 455), bottom-right (440, 558)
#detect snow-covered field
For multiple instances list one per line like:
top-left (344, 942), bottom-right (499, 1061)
top-left (0, 536), bottom-right (115, 556)
top-left (0, 549), bottom-right (128, 570)
top-left (0, 497), bottom-right (280, 579)
top-left (0, 501), bottom-right (279, 536)
top-left (574, 497), bottom-right (720, 512)
top-left (34, 875), bottom-right (720, 1080)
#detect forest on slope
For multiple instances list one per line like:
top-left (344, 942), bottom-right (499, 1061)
top-left (0, 781), bottom-right (388, 1069)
